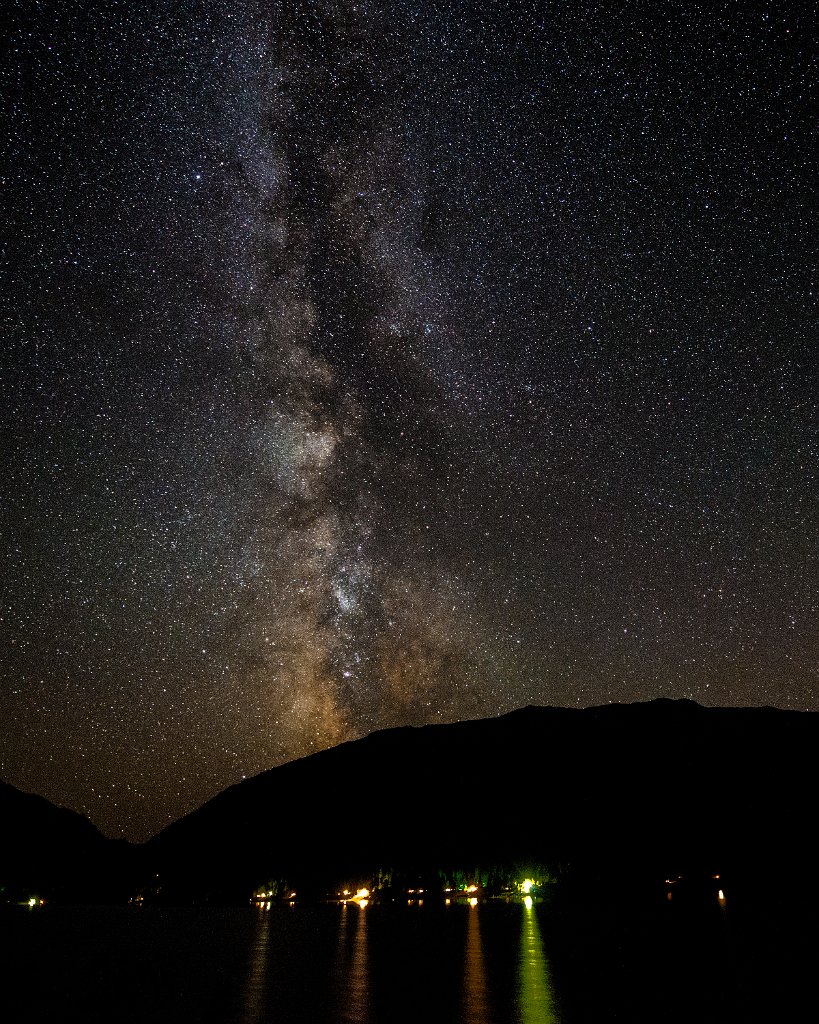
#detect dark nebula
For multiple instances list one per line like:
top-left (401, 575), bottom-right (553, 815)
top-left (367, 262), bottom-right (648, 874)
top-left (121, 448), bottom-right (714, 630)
top-left (2, 0), bottom-right (815, 839)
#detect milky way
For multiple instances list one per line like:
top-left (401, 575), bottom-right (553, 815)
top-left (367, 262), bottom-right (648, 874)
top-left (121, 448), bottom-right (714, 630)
top-left (2, 0), bottom-right (816, 839)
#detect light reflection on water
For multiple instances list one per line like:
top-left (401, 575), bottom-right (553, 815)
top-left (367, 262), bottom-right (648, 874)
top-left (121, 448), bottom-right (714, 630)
top-left (239, 909), bottom-right (270, 1024)
top-left (332, 900), bottom-right (371, 1023)
top-left (9, 893), bottom-right (802, 1024)
top-left (461, 902), bottom-right (491, 1023)
top-left (238, 900), bottom-right (560, 1024)
top-left (519, 902), bottom-right (560, 1024)
top-left (335, 900), bottom-right (351, 992)
top-left (345, 902), bottom-right (370, 1023)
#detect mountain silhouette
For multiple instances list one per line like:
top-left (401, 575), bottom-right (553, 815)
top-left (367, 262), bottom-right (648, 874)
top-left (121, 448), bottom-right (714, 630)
top-left (144, 699), bottom-right (817, 903)
top-left (0, 781), bottom-right (129, 902)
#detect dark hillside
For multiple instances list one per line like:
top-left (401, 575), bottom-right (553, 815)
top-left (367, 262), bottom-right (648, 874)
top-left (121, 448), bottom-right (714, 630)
top-left (0, 781), bottom-right (133, 902)
top-left (146, 699), bottom-right (818, 902)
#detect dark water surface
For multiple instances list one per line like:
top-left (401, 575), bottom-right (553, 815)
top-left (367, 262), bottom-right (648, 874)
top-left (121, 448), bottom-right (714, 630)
top-left (3, 895), bottom-right (815, 1022)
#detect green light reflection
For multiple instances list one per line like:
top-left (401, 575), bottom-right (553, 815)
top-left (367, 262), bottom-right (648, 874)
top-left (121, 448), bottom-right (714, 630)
top-left (518, 901), bottom-right (560, 1024)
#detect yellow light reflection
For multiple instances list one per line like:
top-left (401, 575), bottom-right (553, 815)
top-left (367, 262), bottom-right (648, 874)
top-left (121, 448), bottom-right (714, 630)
top-left (240, 901), bottom-right (271, 1023)
top-left (519, 897), bottom-right (560, 1023)
top-left (469, 897), bottom-right (478, 908)
top-left (461, 898), bottom-right (491, 1023)
top-left (335, 901), bottom-right (350, 992)
top-left (347, 894), bottom-right (370, 1021)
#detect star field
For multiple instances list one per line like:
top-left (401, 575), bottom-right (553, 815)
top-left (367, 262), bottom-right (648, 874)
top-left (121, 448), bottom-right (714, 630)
top-left (1, 0), bottom-right (816, 839)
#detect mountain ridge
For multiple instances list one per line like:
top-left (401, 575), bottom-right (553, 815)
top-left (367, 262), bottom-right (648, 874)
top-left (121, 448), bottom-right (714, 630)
top-left (4, 699), bottom-right (815, 904)
top-left (144, 699), bottom-right (818, 902)
top-left (159, 696), bottom-right (803, 829)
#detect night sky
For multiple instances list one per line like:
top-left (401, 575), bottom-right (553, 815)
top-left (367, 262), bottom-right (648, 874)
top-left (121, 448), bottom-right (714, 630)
top-left (2, 0), bottom-right (816, 840)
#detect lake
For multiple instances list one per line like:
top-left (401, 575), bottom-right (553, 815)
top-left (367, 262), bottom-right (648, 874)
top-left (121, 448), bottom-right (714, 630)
top-left (3, 892), bottom-right (813, 1022)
